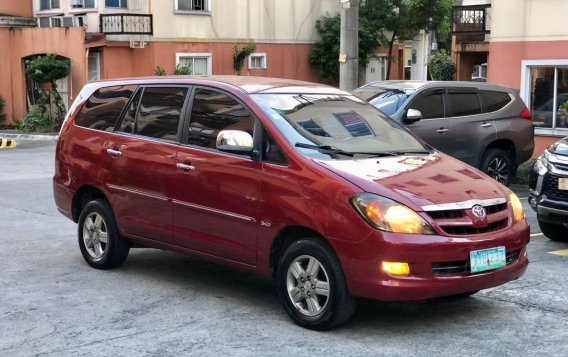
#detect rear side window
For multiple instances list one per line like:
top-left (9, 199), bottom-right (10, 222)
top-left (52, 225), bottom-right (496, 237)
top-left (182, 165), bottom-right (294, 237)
top-left (187, 88), bottom-right (255, 149)
top-left (408, 91), bottom-right (444, 119)
top-left (117, 86), bottom-right (188, 141)
top-left (447, 93), bottom-right (482, 117)
top-left (75, 85), bottom-right (137, 131)
top-left (480, 90), bottom-right (512, 113)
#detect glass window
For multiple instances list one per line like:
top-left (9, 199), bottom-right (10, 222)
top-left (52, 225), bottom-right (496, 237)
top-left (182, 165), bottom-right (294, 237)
top-left (480, 90), bottom-right (511, 113)
top-left (530, 67), bottom-right (555, 128)
top-left (262, 128), bottom-right (288, 165)
top-left (40, 0), bottom-right (60, 10)
top-left (88, 52), bottom-right (100, 82)
top-left (408, 92), bottom-right (444, 119)
top-left (188, 89), bottom-right (254, 149)
top-left (249, 53), bottom-right (267, 69)
top-left (105, 0), bottom-right (127, 8)
top-left (177, 0), bottom-right (209, 11)
top-left (178, 55), bottom-right (210, 75)
top-left (127, 87), bottom-right (188, 140)
top-left (75, 85), bottom-right (137, 131)
top-left (71, 0), bottom-right (96, 8)
top-left (447, 92), bottom-right (482, 117)
top-left (118, 89), bottom-right (142, 133)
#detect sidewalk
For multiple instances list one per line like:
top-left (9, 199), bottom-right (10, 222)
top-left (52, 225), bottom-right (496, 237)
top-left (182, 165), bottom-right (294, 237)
top-left (0, 129), bottom-right (58, 141)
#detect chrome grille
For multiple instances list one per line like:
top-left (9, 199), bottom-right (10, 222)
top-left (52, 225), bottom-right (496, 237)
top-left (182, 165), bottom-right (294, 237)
top-left (542, 173), bottom-right (568, 201)
top-left (426, 202), bottom-right (509, 236)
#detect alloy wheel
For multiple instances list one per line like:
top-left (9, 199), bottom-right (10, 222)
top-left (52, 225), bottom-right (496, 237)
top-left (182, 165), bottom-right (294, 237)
top-left (286, 255), bottom-right (330, 317)
top-left (82, 212), bottom-right (108, 259)
top-left (487, 157), bottom-right (509, 184)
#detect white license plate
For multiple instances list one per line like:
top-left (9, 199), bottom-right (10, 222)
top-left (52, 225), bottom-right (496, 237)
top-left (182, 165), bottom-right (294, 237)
top-left (559, 177), bottom-right (568, 191)
top-left (470, 247), bottom-right (506, 273)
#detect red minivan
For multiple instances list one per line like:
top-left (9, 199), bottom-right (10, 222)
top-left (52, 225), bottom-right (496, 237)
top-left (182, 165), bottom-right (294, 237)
top-left (54, 76), bottom-right (529, 330)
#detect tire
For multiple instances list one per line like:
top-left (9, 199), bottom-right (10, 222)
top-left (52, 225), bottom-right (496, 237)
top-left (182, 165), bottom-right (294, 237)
top-left (276, 239), bottom-right (356, 330)
top-left (480, 149), bottom-right (513, 186)
top-left (538, 220), bottom-right (568, 242)
top-left (77, 199), bottom-right (130, 269)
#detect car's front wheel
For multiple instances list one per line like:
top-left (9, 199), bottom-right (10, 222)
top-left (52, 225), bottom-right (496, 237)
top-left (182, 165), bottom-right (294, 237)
top-left (480, 148), bottom-right (513, 186)
top-left (276, 239), bottom-right (356, 330)
top-left (538, 220), bottom-right (568, 242)
top-left (78, 199), bottom-right (130, 269)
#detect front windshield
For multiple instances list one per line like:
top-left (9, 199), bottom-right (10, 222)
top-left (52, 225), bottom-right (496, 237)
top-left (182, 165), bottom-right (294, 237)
top-left (251, 93), bottom-right (428, 159)
top-left (367, 89), bottom-right (414, 115)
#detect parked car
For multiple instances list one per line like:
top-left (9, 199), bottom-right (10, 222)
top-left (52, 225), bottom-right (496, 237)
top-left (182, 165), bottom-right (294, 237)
top-left (54, 76), bottom-right (529, 330)
top-left (352, 81), bottom-right (535, 186)
top-left (529, 137), bottom-right (568, 241)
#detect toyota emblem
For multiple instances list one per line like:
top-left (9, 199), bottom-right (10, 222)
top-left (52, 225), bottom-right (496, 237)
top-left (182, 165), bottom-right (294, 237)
top-left (471, 205), bottom-right (486, 219)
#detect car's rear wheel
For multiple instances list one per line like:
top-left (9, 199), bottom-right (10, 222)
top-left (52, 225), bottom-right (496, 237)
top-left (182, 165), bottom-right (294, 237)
top-left (538, 220), bottom-right (568, 242)
top-left (78, 199), bottom-right (130, 269)
top-left (481, 149), bottom-right (512, 186)
top-left (276, 239), bottom-right (356, 330)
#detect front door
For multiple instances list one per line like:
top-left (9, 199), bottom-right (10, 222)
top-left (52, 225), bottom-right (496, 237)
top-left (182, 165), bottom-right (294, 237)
top-left (102, 86), bottom-right (189, 244)
top-left (172, 87), bottom-right (260, 264)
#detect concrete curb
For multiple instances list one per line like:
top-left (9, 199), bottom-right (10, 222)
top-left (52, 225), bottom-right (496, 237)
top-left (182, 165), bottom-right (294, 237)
top-left (0, 133), bottom-right (58, 141)
top-left (0, 138), bottom-right (17, 148)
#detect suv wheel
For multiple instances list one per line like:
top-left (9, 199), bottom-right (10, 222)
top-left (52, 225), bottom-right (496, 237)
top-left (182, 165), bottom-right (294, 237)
top-left (78, 199), bottom-right (130, 269)
top-left (276, 239), bottom-right (356, 330)
top-left (481, 149), bottom-right (512, 186)
top-left (538, 220), bottom-right (568, 242)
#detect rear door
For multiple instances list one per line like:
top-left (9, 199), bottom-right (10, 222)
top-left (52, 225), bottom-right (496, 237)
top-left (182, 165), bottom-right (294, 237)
top-left (172, 87), bottom-right (261, 264)
top-left (101, 85), bottom-right (189, 244)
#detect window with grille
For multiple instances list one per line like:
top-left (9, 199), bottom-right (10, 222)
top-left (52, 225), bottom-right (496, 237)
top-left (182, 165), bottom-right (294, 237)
top-left (70, 0), bottom-right (96, 9)
top-left (176, 53), bottom-right (212, 75)
top-left (176, 0), bottom-right (210, 12)
top-left (249, 53), bottom-right (267, 70)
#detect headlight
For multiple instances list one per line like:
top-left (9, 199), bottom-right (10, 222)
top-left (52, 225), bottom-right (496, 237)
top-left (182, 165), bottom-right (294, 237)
top-left (535, 151), bottom-right (549, 175)
top-left (509, 192), bottom-right (524, 223)
top-left (351, 193), bottom-right (435, 234)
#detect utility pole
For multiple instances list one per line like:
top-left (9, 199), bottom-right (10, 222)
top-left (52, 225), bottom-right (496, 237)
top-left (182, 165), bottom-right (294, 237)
top-left (339, 0), bottom-right (359, 91)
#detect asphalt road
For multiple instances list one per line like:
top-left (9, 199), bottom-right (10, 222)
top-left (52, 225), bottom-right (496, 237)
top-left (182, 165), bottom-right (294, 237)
top-left (1, 140), bottom-right (567, 356)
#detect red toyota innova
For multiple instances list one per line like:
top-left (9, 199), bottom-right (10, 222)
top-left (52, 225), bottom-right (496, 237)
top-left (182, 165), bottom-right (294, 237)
top-left (54, 76), bottom-right (529, 330)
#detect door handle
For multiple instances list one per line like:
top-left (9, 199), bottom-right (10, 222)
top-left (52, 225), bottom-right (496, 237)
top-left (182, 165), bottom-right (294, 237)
top-left (436, 128), bottom-right (449, 134)
top-left (176, 163), bottom-right (196, 171)
top-left (481, 123), bottom-right (493, 128)
top-left (106, 148), bottom-right (122, 157)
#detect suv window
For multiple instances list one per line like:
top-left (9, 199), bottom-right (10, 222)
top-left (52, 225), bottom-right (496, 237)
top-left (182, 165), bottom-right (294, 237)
top-left (480, 90), bottom-right (512, 113)
top-left (75, 85), bottom-right (137, 131)
top-left (118, 87), bottom-right (188, 141)
top-left (447, 92), bottom-right (482, 117)
top-left (187, 88), bottom-right (255, 149)
top-left (408, 91), bottom-right (444, 119)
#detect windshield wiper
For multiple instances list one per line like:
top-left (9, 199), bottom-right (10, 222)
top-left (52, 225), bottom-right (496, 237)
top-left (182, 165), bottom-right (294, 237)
top-left (295, 143), bottom-right (427, 157)
top-left (382, 149), bottom-right (433, 155)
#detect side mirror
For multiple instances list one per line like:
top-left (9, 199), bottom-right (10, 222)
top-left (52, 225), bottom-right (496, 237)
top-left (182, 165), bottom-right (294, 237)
top-left (404, 109), bottom-right (423, 124)
top-left (216, 130), bottom-right (254, 153)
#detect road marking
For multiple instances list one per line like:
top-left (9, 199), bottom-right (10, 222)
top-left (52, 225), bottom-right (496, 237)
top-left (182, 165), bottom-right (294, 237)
top-left (549, 249), bottom-right (568, 257)
top-left (530, 232), bottom-right (543, 237)
top-left (0, 139), bottom-right (16, 149)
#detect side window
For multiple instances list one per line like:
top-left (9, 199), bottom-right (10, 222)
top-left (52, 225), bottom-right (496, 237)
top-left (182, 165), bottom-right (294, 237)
top-left (118, 87), bottom-right (188, 141)
top-left (447, 92), bottom-right (482, 117)
top-left (408, 91), bottom-right (444, 119)
top-left (75, 85), bottom-right (137, 131)
top-left (480, 90), bottom-right (512, 113)
top-left (187, 88), bottom-right (254, 149)
top-left (262, 128), bottom-right (288, 165)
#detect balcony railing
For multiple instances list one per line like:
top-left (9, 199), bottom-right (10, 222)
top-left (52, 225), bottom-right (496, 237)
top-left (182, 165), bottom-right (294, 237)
top-left (100, 14), bottom-right (153, 35)
top-left (451, 4), bottom-right (491, 36)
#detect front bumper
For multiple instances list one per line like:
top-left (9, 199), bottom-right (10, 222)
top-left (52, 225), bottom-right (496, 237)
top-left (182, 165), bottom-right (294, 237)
top-left (336, 219), bottom-right (530, 301)
top-left (528, 156), bottom-right (568, 224)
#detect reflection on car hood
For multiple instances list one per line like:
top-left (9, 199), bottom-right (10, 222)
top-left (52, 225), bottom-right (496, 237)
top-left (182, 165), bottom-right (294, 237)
top-left (313, 153), bottom-right (508, 210)
top-left (548, 136), bottom-right (568, 157)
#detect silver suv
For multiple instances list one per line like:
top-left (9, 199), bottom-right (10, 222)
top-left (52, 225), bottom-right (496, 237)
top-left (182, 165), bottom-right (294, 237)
top-left (352, 81), bottom-right (535, 185)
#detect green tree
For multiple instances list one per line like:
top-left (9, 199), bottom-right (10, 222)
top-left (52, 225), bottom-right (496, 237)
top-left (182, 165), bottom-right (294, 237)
top-left (309, 5), bottom-right (388, 84)
top-left (232, 42), bottom-right (257, 75)
top-left (427, 49), bottom-right (455, 80)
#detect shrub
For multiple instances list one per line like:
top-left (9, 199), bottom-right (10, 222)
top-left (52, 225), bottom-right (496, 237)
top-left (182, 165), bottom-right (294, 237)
top-left (0, 95), bottom-right (6, 121)
top-left (173, 64), bottom-right (192, 75)
top-left (232, 42), bottom-right (257, 75)
top-left (155, 65), bottom-right (166, 76)
top-left (428, 49), bottom-right (456, 81)
top-left (16, 105), bottom-right (53, 132)
top-left (25, 54), bottom-right (71, 87)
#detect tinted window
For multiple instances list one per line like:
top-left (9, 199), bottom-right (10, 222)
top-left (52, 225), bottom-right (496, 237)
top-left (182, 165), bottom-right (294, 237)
top-left (409, 92), bottom-right (444, 119)
top-left (481, 90), bottom-right (512, 112)
top-left (117, 89), bottom-right (141, 133)
top-left (188, 88), bottom-right (254, 149)
top-left (262, 128), bottom-right (288, 165)
top-left (121, 87), bottom-right (188, 141)
top-left (447, 93), bottom-right (482, 117)
top-left (75, 85), bottom-right (136, 131)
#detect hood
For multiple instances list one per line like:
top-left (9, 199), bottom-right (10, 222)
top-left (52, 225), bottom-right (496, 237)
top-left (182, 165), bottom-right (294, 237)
top-left (548, 136), bottom-right (568, 156)
top-left (314, 153), bottom-right (509, 211)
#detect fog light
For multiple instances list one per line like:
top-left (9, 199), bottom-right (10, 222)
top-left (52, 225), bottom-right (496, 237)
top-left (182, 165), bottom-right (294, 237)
top-left (381, 261), bottom-right (410, 276)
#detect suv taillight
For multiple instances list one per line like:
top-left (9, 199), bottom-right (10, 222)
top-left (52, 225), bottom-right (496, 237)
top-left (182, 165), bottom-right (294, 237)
top-left (520, 107), bottom-right (532, 120)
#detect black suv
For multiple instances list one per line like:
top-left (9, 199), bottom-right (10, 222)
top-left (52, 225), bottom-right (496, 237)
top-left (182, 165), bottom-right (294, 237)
top-left (352, 81), bottom-right (535, 185)
top-left (529, 137), bottom-right (568, 241)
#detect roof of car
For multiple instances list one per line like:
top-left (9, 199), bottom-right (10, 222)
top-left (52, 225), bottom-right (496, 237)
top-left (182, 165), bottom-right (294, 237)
top-left (85, 75), bottom-right (347, 95)
top-left (360, 80), bottom-right (514, 92)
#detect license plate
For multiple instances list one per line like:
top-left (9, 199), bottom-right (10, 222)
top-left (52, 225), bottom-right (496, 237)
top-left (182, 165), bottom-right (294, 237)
top-left (470, 247), bottom-right (506, 273)
top-left (559, 178), bottom-right (568, 191)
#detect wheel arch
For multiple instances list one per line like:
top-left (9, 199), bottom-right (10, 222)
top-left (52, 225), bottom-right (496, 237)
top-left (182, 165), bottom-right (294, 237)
top-left (484, 139), bottom-right (516, 166)
top-left (72, 185), bottom-right (108, 223)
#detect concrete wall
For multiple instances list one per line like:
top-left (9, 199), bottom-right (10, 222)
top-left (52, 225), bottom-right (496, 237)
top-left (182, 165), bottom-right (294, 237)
top-left (0, 2), bottom-right (33, 17)
top-left (0, 27), bottom-right (87, 124)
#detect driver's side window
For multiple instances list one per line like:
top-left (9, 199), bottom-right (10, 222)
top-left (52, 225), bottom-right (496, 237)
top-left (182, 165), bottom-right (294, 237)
top-left (408, 90), bottom-right (445, 119)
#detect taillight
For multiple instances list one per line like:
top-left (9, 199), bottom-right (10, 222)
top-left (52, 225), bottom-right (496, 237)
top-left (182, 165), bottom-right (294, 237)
top-left (519, 107), bottom-right (532, 120)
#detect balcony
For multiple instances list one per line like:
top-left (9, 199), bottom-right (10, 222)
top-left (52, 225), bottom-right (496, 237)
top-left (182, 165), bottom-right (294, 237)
top-left (451, 4), bottom-right (491, 36)
top-left (99, 13), bottom-right (153, 35)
